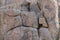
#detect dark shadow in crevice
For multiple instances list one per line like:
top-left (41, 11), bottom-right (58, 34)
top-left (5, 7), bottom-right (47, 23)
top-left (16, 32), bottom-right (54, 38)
top-left (37, 2), bottom-right (49, 38)
top-left (27, 2), bottom-right (30, 11)
top-left (7, 25), bottom-right (22, 33)
top-left (37, 24), bottom-right (43, 37)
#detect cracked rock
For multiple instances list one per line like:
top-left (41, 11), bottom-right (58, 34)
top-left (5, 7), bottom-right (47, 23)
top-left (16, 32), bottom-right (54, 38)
top-left (0, 0), bottom-right (59, 40)
top-left (39, 18), bottom-right (48, 28)
top-left (4, 26), bottom-right (39, 40)
top-left (39, 28), bottom-right (53, 40)
top-left (0, 10), bottom-right (22, 34)
top-left (38, 0), bottom-right (59, 40)
top-left (21, 11), bottom-right (38, 28)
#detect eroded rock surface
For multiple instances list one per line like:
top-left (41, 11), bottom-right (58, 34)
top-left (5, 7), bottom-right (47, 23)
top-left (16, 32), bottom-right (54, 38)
top-left (0, 0), bottom-right (59, 40)
top-left (4, 27), bottom-right (39, 40)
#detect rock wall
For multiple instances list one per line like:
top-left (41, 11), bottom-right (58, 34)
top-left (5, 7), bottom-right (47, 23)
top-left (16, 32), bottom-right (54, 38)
top-left (0, 0), bottom-right (59, 40)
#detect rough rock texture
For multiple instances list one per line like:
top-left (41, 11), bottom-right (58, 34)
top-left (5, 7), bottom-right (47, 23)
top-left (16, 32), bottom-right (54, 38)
top-left (0, 10), bottom-right (22, 34)
top-left (39, 18), bottom-right (48, 28)
top-left (39, 28), bottom-right (52, 40)
top-left (20, 11), bottom-right (38, 28)
top-left (0, 0), bottom-right (59, 40)
top-left (4, 27), bottom-right (39, 40)
top-left (38, 0), bottom-right (59, 40)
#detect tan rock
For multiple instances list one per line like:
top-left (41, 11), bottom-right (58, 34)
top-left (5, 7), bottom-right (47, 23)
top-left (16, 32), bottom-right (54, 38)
top-left (39, 18), bottom-right (48, 28)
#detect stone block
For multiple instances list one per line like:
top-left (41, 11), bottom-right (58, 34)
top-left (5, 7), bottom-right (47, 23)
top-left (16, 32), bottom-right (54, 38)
top-left (4, 26), bottom-right (39, 40)
top-left (39, 18), bottom-right (48, 28)
top-left (0, 10), bottom-right (22, 34)
top-left (39, 28), bottom-right (53, 40)
top-left (21, 11), bottom-right (38, 28)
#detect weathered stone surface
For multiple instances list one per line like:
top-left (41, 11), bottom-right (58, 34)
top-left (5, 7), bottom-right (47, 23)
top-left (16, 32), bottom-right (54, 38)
top-left (0, 0), bottom-right (29, 11)
top-left (4, 26), bottom-right (39, 40)
top-left (38, 0), bottom-right (59, 40)
top-left (39, 28), bottom-right (53, 40)
top-left (30, 3), bottom-right (40, 13)
top-left (5, 10), bottom-right (20, 16)
top-left (0, 10), bottom-right (22, 34)
top-left (21, 11), bottom-right (38, 28)
top-left (39, 18), bottom-right (48, 28)
top-left (0, 0), bottom-right (59, 40)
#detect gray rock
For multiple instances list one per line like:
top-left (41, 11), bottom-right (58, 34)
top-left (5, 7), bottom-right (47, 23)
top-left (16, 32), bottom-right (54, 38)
top-left (0, 0), bottom-right (59, 40)
top-left (30, 4), bottom-right (40, 13)
top-left (39, 28), bottom-right (53, 40)
top-left (21, 11), bottom-right (38, 28)
top-left (4, 26), bottom-right (39, 40)
top-left (0, 10), bottom-right (22, 35)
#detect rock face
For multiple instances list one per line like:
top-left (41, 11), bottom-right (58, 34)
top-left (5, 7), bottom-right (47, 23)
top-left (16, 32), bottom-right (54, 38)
top-left (0, 0), bottom-right (59, 40)
top-left (38, 0), bottom-right (59, 40)
top-left (39, 28), bottom-right (52, 40)
top-left (4, 27), bottom-right (39, 40)
top-left (20, 11), bottom-right (38, 28)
